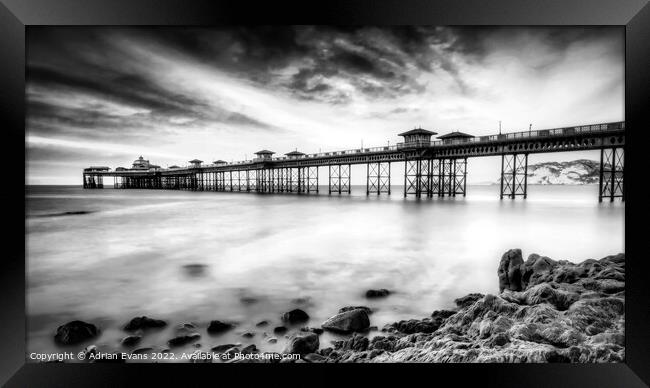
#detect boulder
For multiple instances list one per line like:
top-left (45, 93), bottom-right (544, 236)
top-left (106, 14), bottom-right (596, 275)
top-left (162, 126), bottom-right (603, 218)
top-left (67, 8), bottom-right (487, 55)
top-left (498, 249), bottom-right (524, 292)
top-left (123, 316), bottom-right (167, 331)
top-left (366, 289), bottom-right (390, 298)
top-left (273, 326), bottom-right (288, 334)
top-left (454, 293), bottom-right (485, 308)
top-left (281, 309), bottom-right (310, 324)
top-left (255, 320), bottom-right (269, 327)
top-left (283, 332), bottom-right (319, 355)
top-left (207, 320), bottom-right (234, 334)
top-left (167, 333), bottom-right (200, 347)
top-left (338, 306), bottom-right (373, 315)
top-left (322, 309), bottom-right (370, 333)
top-left (54, 320), bottom-right (99, 345)
top-left (121, 335), bottom-right (142, 346)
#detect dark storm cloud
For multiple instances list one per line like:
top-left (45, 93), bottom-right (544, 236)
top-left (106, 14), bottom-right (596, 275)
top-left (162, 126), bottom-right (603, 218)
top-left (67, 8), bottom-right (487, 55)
top-left (134, 26), bottom-right (462, 103)
top-left (26, 27), bottom-right (276, 135)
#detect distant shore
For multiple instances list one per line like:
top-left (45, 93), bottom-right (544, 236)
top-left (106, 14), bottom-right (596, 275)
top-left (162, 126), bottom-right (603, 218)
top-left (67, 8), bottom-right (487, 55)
top-left (46, 249), bottom-right (624, 363)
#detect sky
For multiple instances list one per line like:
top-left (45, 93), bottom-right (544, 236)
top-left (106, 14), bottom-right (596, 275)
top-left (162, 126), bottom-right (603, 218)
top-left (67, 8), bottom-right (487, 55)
top-left (26, 26), bottom-right (624, 185)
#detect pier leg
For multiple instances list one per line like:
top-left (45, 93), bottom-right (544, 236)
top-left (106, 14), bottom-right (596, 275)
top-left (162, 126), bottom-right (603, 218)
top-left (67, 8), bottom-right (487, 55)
top-left (404, 159), bottom-right (421, 197)
top-left (500, 154), bottom-right (527, 199)
top-left (599, 147), bottom-right (624, 202)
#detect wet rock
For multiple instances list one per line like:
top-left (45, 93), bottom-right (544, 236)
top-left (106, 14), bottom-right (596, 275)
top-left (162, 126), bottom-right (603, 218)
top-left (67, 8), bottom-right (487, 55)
top-left (266, 337), bottom-right (278, 344)
top-left (256, 320), bottom-right (269, 327)
top-left (167, 333), bottom-right (201, 347)
top-left (241, 344), bottom-right (259, 354)
top-left (121, 335), bottom-right (142, 347)
top-left (333, 333), bottom-right (369, 352)
top-left (241, 331), bottom-right (255, 338)
top-left (182, 264), bottom-right (207, 277)
top-left (54, 320), bottom-right (99, 345)
top-left (283, 332), bottom-right (319, 355)
top-left (454, 293), bottom-right (485, 309)
top-left (211, 344), bottom-right (239, 353)
top-left (124, 316), bottom-right (167, 331)
top-left (338, 306), bottom-right (373, 315)
top-left (281, 309), bottom-right (310, 324)
top-left (303, 353), bottom-right (327, 363)
top-left (273, 326), bottom-right (288, 335)
top-left (431, 310), bottom-right (456, 325)
top-left (207, 320), bottom-right (235, 334)
top-left (385, 318), bottom-right (442, 334)
top-left (366, 289), bottom-right (390, 298)
top-left (300, 327), bottom-right (324, 335)
top-left (498, 249), bottom-right (524, 292)
top-left (322, 309), bottom-right (370, 333)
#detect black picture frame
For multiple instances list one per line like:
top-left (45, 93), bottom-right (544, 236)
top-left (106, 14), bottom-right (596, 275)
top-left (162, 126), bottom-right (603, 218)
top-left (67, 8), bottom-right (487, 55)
top-left (2, 0), bottom-right (648, 386)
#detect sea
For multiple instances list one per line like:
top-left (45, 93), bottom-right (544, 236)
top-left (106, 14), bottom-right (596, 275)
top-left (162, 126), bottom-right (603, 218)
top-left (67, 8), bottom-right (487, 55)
top-left (25, 184), bottom-right (625, 361)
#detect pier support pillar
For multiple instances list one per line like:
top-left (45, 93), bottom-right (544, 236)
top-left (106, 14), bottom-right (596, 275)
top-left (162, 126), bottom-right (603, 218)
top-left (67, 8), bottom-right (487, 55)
top-left (500, 153), bottom-right (528, 199)
top-left (599, 147), bottom-right (624, 202)
top-left (329, 164), bottom-right (351, 194)
top-left (367, 162), bottom-right (391, 195)
top-left (307, 166), bottom-right (319, 193)
top-left (404, 159), bottom-right (421, 197)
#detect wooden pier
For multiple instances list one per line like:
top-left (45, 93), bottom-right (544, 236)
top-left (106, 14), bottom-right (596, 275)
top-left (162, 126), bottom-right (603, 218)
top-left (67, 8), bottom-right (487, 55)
top-left (83, 121), bottom-right (625, 202)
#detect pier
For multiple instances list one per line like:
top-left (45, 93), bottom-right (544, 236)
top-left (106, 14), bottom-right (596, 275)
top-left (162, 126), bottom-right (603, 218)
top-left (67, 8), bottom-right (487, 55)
top-left (83, 121), bottom-right (625, 202)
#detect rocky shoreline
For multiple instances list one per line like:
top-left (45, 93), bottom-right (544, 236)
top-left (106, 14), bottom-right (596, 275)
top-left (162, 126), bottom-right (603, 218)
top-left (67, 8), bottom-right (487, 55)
top-left (50, 249), bottom-right (625, 363)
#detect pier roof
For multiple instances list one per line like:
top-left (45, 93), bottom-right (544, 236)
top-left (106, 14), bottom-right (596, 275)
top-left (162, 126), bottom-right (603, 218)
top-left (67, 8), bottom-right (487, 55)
top-left (189, 159), bottom-right (203, 163)
top-left (285, 151), bottom-right (305, 156)
top-left (398, 128), bottom-right (437, 137)
top-left (437, 131), bottom-right (474, 139)
top-left (212, 160), bottom-right (227, 164)
top-left (169, 165), bottom-right (180, 169)
top-left (255, 150), bottom-right (275, 155)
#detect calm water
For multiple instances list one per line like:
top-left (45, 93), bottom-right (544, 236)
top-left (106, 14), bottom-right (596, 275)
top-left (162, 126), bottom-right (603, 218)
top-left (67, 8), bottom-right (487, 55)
top-left (26, 184), bottom-right (624, 359)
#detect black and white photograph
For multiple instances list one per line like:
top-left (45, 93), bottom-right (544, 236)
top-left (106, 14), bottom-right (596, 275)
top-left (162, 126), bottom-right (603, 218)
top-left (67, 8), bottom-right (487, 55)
top-left (25, 25), bottom-right (626, 364)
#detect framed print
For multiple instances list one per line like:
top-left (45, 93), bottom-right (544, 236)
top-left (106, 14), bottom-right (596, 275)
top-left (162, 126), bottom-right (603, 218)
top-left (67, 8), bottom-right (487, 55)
top-left (1, 0), bottom-right (649, 386)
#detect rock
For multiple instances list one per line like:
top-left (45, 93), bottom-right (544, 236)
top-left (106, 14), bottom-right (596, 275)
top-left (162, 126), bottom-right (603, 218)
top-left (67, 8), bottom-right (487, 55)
top-left (300, 327), bottom-right (324, 335)
top-left (431, 310), bottom-right (456, 325)
top-left (211, 344), bottom-right (238, 353)
top-left (54, 321), bottom-right (99, 345)
top-left (266, 337), bottom-right (278, 343)
top-left (167, 333), bottom-right (200, 347)
top-left (182, 264), bottom-right (207, 277)
top-left (283, 332), bottom-right (319, 355)
top-left (498, 249), bottom-right (524, 292)
top-left (322, 309), bottom-right (370, 333)
top-left (385, 317), bottom-right (443, 334)
top-left (366, 289), bottom-right (390, 298)
top-left (333, 333), bottom-right (369, 352)
top-left (123, 316), bottom-right (167, 331)
top-left (303, 353), bottom-right (327, 363)
top-left (281, 309), bottom-right (310, 324)
top-left (338, 306), bottom-right (373, 315)
top-left (241, 331), bottom-right (255, 338)
top-left (454, 293), bottom-right (485, 309)
top-left (240, 297), bottom-right (258, 305)
top-left (241, 344), bottom-right (258, 354)
top-left (255, 320), bottom-right (269, 327)
top-left (207, 320), bottom-right (234, 334)
top-left (121, 335), bottom-right (142, 346)
top-left (273, 326), bottom-right (288, 334)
